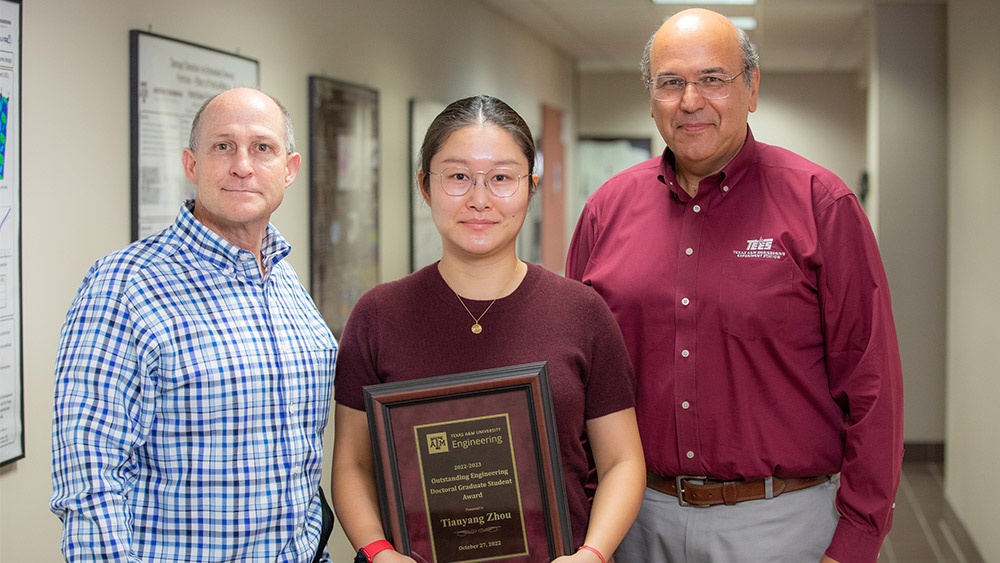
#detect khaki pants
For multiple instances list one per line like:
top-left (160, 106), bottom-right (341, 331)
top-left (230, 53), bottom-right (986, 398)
top-left (614, 477), bottom-right (839, 563)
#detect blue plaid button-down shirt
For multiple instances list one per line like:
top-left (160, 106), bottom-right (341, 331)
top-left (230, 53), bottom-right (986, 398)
top-left (51, 202), bottom-right (337, 563)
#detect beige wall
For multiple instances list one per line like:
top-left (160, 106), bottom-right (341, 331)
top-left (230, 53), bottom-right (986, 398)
top-left (870, 3), bottom-right (948, 444)
top-left (946, 0), bottom-right (1000, 560)
top-left (578, 70), bottom-right (664, 155)
top-left (751, 71), bottom-right (869, 200)
top-left (0, 1), bottom-right (574, 561)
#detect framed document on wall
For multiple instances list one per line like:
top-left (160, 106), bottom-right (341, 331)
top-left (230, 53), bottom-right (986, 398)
top-left (0, 0), bottom-right (22, 466)
top-left (129, 30), bottom-right (258, 240)
top-left (363, 362), bottom-right (573, 563)
top-left (408, 98), bottom-right (445, 273)
top-left (308, 76), bottom-right (379, 338)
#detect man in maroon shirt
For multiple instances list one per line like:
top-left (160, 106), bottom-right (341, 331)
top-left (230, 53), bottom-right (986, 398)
top-left (566, 8), bottom-right (903, 563)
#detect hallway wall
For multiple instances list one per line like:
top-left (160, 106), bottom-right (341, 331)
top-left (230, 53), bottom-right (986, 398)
top-left (945, 0), bottom-right (1000, 560)
top-left (869, 2), bottom-right (948, 445)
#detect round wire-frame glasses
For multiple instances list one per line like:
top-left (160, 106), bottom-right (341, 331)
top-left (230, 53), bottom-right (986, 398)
top-left (427, 167), bottom-right (529, 197)
top-left (646, 69), bottom-right (747, 102)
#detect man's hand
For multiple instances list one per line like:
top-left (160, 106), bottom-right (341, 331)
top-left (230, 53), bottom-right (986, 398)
top-left (820, 556), bottom-right (842, 563)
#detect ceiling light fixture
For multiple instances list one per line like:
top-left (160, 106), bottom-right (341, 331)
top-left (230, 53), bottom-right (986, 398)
top-left (651, 0), bottom-right (756, 5)
top-left (728, 16), bottom-right (758, 30)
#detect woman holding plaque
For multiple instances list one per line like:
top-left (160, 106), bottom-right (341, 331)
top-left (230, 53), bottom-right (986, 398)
top-left (332, 95), bottom-right (644, 563)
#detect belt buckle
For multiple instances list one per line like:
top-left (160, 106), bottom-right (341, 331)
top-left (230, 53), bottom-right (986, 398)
top-left (675, 475), bottom-right (708, 507)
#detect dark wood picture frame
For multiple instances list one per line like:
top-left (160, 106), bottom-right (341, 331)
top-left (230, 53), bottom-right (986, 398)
top-left (363, 362), bottom-right (572, 563)
top-left (308, 75), bottom-right (379, 338)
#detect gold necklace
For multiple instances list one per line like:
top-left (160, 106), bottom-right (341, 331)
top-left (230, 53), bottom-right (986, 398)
top-left (453, 263), bottom-right (522, 335)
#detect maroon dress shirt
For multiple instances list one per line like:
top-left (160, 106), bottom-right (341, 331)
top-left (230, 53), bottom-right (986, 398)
top-left (566, 129), bottom-right (903, 563)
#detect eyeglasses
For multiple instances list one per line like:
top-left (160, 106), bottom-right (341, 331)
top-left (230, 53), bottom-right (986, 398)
top-left (646, 70), bottom-right (746, 102)
top-left (427, 167), bottom-right (529, 197)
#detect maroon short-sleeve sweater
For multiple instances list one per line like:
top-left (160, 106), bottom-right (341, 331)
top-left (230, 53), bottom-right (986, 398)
top-left (335, 262), bottom-right (636, 546)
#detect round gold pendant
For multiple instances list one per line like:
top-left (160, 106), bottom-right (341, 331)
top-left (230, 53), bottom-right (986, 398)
top-left (471, 323), bottom-right (483, 334)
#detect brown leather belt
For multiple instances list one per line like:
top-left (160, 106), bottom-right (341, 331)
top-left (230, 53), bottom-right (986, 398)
top-left (647, 471), bottom-right (830, 507)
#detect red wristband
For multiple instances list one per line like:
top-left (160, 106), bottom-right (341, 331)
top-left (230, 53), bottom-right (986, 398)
top-left (361, 539), bottom-right (394, 561)
top-left (578, 545), bottom-right (606, 563)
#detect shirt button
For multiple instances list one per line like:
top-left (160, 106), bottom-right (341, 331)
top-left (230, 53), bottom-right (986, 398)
top-left (722, 185), bottom-right (730, 192)
top-left (681, 349), bottom-right (690, 358)
top-left (692, 205), bottom-right (702, 213)
top-left (686, 451), bottom-right (695, 459)
top-left (681, 401), bottom-right (690, 409)
top-left (685, 248), bottom-right (693, 256)
top-left (681, 297), bottom-right (690, 306)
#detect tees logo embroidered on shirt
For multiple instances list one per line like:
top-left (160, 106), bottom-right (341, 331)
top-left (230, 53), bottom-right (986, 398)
top-left (734, 237), bottom-right (787, 260)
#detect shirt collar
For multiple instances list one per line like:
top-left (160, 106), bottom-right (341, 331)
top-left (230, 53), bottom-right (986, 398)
top-left (173, 200), bottom-right (291, 276)
top-left (658, 127), bottom-right (759, 202)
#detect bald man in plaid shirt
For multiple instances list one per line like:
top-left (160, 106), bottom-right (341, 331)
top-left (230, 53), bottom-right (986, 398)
top-left (51, 88), bottom-right (337, 563)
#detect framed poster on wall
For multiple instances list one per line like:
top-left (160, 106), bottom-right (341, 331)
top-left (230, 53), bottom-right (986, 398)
top-left (309, 76), bottom-right (379, 338)
top-left (0, 0), bottom-right (22, 466)
top-left (574, 137), bottom-right (652, 227)
top-left (129, 30), bottom-right (259, 240)
top-left (408, 98), bottom-right (446, 273)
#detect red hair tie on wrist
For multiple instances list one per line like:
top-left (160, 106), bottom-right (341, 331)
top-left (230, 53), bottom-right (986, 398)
top-left (578, 545), bottom-right (606, 563)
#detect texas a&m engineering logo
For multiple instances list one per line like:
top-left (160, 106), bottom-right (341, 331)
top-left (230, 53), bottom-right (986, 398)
top-left (426, 432), bottom-right (449, 454)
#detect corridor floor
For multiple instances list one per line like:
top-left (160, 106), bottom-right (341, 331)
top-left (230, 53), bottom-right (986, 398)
top-left (879, 460), bottom-right (985, 563)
